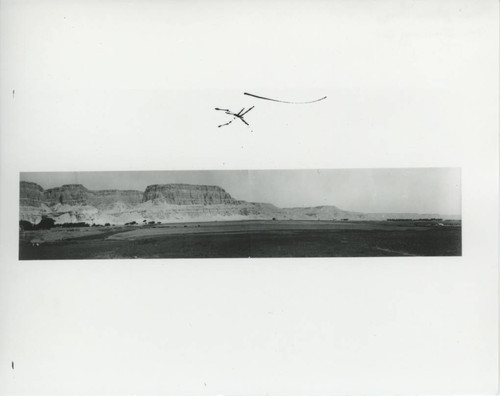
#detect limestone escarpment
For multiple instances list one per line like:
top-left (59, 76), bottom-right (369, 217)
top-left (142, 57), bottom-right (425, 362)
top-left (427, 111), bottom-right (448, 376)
top-left (20, 181), bottom-right (45, 207)
top-left (142, 184), bottom-right (238, 205)
top-left (90, 190), bottom-right (143, 208)
top-left (20, 181), bottom-right (245, 225)
top-left (20, 182), bottom-right (145, 224)
top-left (20, 182), bottom-right (144, 208)
top-left (43, 184), bottom-right (92, 206)
top-left (21, 182), bottom-right (239, 209)
top-left (20, 181), bottom-right (459, 226)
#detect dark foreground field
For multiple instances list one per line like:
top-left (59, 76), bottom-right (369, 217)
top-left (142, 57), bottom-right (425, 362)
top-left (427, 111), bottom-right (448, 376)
top-left (19, 220), bottom-right (461, 260)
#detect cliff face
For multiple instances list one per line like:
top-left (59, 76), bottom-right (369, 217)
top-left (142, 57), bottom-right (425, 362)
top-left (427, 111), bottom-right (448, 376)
top-left (44, 184), bottom-right (91, 206)
top-left (21, 183), bottom-right (144, 208)
top-left (143, 184), bottom-right (238, 205)
top-left (21, 182), bottom-right (237, 207)
top-left (91, 190), bottom-right (143, 208)
top-left (20, 181), bottom-right (45, 207)
top-left (19, 181), bottom-right (459, 226)
top-left (20, 181), bottom-right (244, 224)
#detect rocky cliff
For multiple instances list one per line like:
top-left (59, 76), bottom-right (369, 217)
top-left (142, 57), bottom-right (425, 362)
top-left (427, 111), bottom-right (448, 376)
top-left (20, 182), bottom-right (144, 224)
top-left (92, 190), bottom-right (143, 208)
top-left (142, 184), bottom-right (238, 205)
top-left (43, 184), bottom-right (92, 206)
top-left (20, 181), bottom-right (459, 225)
top-left (20, 181), bottom-right (248, 225)
top-left (20, 181), bottom-right (45, 207)
top-left (21, 182), bottom-right (144, 208)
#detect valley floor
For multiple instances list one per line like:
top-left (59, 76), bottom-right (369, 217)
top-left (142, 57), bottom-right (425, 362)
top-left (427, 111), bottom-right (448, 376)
top-left (19, 220), bottom-right (462, 260)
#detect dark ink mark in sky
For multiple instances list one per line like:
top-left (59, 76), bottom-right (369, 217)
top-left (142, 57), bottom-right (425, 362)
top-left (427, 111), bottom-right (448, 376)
top-left (215, 106), bottom-right (254, 130)
top-left (12, 90), bottom-right (15, 99)
top-left (215, 91), bottom-right (325, 130)
top-left (11, 361), bottom-right (14, 370)
top-left (244, 92), bottom-right (327, 104)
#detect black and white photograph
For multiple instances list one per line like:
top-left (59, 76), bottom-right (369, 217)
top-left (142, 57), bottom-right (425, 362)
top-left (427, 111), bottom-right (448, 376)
top-left (20, 169), bottom-right (461, 259)
top-left (1, 0), bottom-right (498, 395)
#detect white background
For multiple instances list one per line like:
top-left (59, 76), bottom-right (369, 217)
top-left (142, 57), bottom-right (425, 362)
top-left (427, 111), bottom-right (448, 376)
top-left (0, 0), bottom-right (498, 394)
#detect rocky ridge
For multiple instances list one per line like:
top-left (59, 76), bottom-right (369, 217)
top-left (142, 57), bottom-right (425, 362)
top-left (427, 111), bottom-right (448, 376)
top-left (19, 181), bottom-right (459, 225)
top-left (142, 184), bottom-right (238, 205)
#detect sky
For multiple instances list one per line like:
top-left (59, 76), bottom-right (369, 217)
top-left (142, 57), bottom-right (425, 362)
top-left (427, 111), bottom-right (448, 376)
top-left (20, 168), bottom-right (461, 215)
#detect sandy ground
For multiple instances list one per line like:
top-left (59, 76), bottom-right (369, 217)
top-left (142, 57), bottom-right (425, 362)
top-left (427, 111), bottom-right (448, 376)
top-left (105, 220), bottom-right (429, 241)
top-left (20, 227), bottom-right (109, 243)
top-left (19, 220), bottom-right (449, 244)
top-left (19, 220), bottom-right (461, 259)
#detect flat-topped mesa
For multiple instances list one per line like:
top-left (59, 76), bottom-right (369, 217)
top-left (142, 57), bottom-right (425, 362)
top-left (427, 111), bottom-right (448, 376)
top-left (143, 184), bottom-right (238, 205)
top-left (44, 184), bottom-right (91, 206)
top-left (20, 181), bottom-right (45, 207)
top-left (19, 180), bottom-right (459, 226)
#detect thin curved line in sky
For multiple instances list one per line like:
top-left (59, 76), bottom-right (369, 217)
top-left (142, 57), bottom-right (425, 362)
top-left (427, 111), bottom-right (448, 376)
top-left (244, 92), bottom-right (327, 104)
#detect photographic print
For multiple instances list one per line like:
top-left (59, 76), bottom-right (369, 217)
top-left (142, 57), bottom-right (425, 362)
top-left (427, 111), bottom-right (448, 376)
top-left (2, 0), bottom-right (498, 394)
top-left (19, 168), bottom-right (461, 260)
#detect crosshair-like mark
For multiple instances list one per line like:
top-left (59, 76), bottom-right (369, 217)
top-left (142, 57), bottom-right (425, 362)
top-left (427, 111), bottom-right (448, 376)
top-left (215, 106), bottom-right (254, 130)
top-left (215, 92), bottom-right (326, 131)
